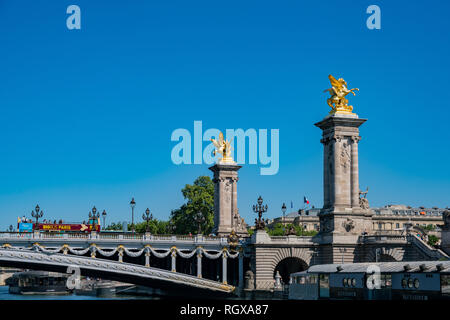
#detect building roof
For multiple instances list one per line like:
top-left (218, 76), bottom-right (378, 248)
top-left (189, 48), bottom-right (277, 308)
top-left (292, 261), bottom-right (450, 276)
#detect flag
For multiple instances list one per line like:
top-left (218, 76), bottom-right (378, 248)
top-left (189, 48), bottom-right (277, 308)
top-left (291, 201), bottom-right (293, 209)
top-left (304, 196), bottom-right (310, 205)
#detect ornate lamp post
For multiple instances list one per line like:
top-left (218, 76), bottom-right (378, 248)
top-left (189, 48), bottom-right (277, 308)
top-left (130, 197), bottom-right (136, 234)
top-left (253, 196), bottom-right (268, 230)
top-left (89, 206), bottom-right (101, 232)
top-left (169, 221), bottom-right (177, 235)
top-left (102, 210), bottom-right (107, 231)
top-left (31, 204), bottom-right (43, 231)
top-left (281, 203), bottom-right (287, 225)
top-left (142, 208), bottom-right (153, 233)
top-left (8, 225), bottom-right (13, 232)
top-left (195, 212), bottom-right (205, 235)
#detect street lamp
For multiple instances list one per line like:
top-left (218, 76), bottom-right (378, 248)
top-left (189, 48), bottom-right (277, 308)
top-left (130, 197), bottom-right (136, 234)
top-left (102, 210), bottom-right (107, 231)
top-left (8, 225), bottom-right (13, 232)
top-left (195, 212), bottom-right (205, 235)
top-left (89, 206), bottom-right (101, 232)
top-left (281, 203), bottom-right (287, 225)
top-left (253, 196), bottom-right (268, 230)
top-left (169, 221), bottom-right (177, 235)
top-left (31, 204), bottom-right (43, 231)
top-left (142, 208), bottom-right (153, 233)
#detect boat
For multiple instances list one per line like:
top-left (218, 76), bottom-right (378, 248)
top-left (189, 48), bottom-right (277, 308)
top-left (6, 270), bottom-right (72, 295)
top-left (289, 261), bottom-right (450, 300)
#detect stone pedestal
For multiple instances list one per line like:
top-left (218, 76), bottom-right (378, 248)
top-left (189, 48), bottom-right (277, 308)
top-left (209, 163), bottom-right (248, 236)
top-left (315, 113), bottom-right (373, 251)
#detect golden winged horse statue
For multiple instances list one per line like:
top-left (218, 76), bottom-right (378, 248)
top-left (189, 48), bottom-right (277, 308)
top-left (324, 74), bottom-right (359, 114)
top-left (210, 132), bottom-right (235, 164)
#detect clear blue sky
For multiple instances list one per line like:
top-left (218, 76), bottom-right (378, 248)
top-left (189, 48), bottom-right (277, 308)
top-left (0, 0), bottom-right (449, 229)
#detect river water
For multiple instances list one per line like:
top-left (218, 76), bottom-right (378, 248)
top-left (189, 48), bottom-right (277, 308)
top-left (0, 286), bottom-right (154, 300)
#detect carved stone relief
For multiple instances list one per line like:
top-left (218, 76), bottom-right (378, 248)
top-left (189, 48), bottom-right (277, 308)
top-left (340, 141), bottom-right (350, 173)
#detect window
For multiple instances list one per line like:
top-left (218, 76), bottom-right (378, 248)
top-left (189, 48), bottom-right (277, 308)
top-left (396, 223), bottom-right (400, 229)
top-left (343, 278), bottom-right (348, 287)
top-left (308, 275), bottom-right (317, 284)
top-left (402, 278), bottom-right (407, 288)
top-left (381, 274), bottom-right (392, 287)
top-left (414, 279), bottom-right (419, 289)
top-left (319, 274), bottom-right (330, 298)
top-left (441, 275), bottom-right (450, 295)
top-left (351, 278), bottom-right (356, 287)
top-left (408, 278), bottom-right (414, 288)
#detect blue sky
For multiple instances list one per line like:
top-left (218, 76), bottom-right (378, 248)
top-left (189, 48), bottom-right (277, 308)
top-left (0, 0), bottom-right (449, 229)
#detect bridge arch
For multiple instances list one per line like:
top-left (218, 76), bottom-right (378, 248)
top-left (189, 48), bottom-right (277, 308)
top-left (367, 247), bottom-right (403, 262)
top-left (269, 248), bottom-right (311, 284)
top-left (273, 257), bottom-right (308, 284)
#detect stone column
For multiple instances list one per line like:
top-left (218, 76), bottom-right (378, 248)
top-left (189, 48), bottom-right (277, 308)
top-left (90, 246), bottom-right (96, 258)
top-left (171, 249), bottom-right (176, 272)
top-left (351, 136), bottom-right (360, 208)
top-left (238, 251), bottom-right (244, 290)
top-left (315, 113), bottom-right (372, 244)
top-left (197, 249), bottom-right (202, 278)
top-left (209, 164), bottom-right (242, 236)
top-left (315, 114), bottom-right (366, 212)
top-left (145, 250), bottom-right (150, 267)
top-left (333, 134), bottom-right (345, 208)
top-left (222, 251), bottom-right (228, 285)
top-left (321, 138), bottom-right (331, 208)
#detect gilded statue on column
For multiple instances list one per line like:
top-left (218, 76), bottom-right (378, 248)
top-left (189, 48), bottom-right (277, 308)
top-left (324, 74), bottom-right (359, 114)
top-left (211, 132), bottom-right (235, 164)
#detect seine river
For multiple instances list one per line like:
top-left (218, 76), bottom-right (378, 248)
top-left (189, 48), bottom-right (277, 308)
top-left (0, 286), bottom-right (154, 300)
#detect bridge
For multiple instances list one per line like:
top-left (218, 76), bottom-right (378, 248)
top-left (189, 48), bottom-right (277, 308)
top-left (0, 231), bottom-right (244, 296)
top-left (0, 228), bottom-right (447, 295)
top-left (2, 107), bottom-right (449, 297)
top-left (0, 247), bottom-right (236, 297)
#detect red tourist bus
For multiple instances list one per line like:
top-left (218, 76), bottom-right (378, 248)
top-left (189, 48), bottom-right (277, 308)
top-left (37, 222), bottom-right (100, 232)
top-left (17, 217), bottom-right (100, 233)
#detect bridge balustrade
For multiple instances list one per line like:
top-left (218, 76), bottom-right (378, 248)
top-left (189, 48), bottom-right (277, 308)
top-left (0, 231), bottom-right (245, 289)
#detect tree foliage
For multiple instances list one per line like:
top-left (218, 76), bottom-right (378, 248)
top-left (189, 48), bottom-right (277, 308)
top-left (427, 234), bottom-right (439, 246)
top-left (133, 220), bottom-right (170, 234)
top-left (104, 222), bottom-right (124, 231)
top-left (169, 176), bottom-right (214, 235)
top-left (267, 223), bottom-right (318, 236)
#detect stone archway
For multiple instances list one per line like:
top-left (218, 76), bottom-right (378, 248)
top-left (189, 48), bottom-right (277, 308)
top-left (367, 247), bottom-right (403, 262)
top-left (379, 254), bottom-right (397, 262)
top-left (273, 257), bottom-right (308, 284)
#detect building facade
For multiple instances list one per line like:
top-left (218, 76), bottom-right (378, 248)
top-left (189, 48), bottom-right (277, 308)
top-left (270, 205), bottom-right (445, 234)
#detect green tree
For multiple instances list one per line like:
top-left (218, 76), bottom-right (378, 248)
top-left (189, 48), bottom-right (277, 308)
top-left (104, 222), bottom-right (124, 231)
top-left (267, 223), bottom-right (286, 236)
top-left (133, 220), bottom-right (170, 234)
top-left (427, 234), bottom-right (439, 246)
top-left (169, 176), bottom-right (214, 235)
top-left (266, 223), bottom-right (318, 237)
